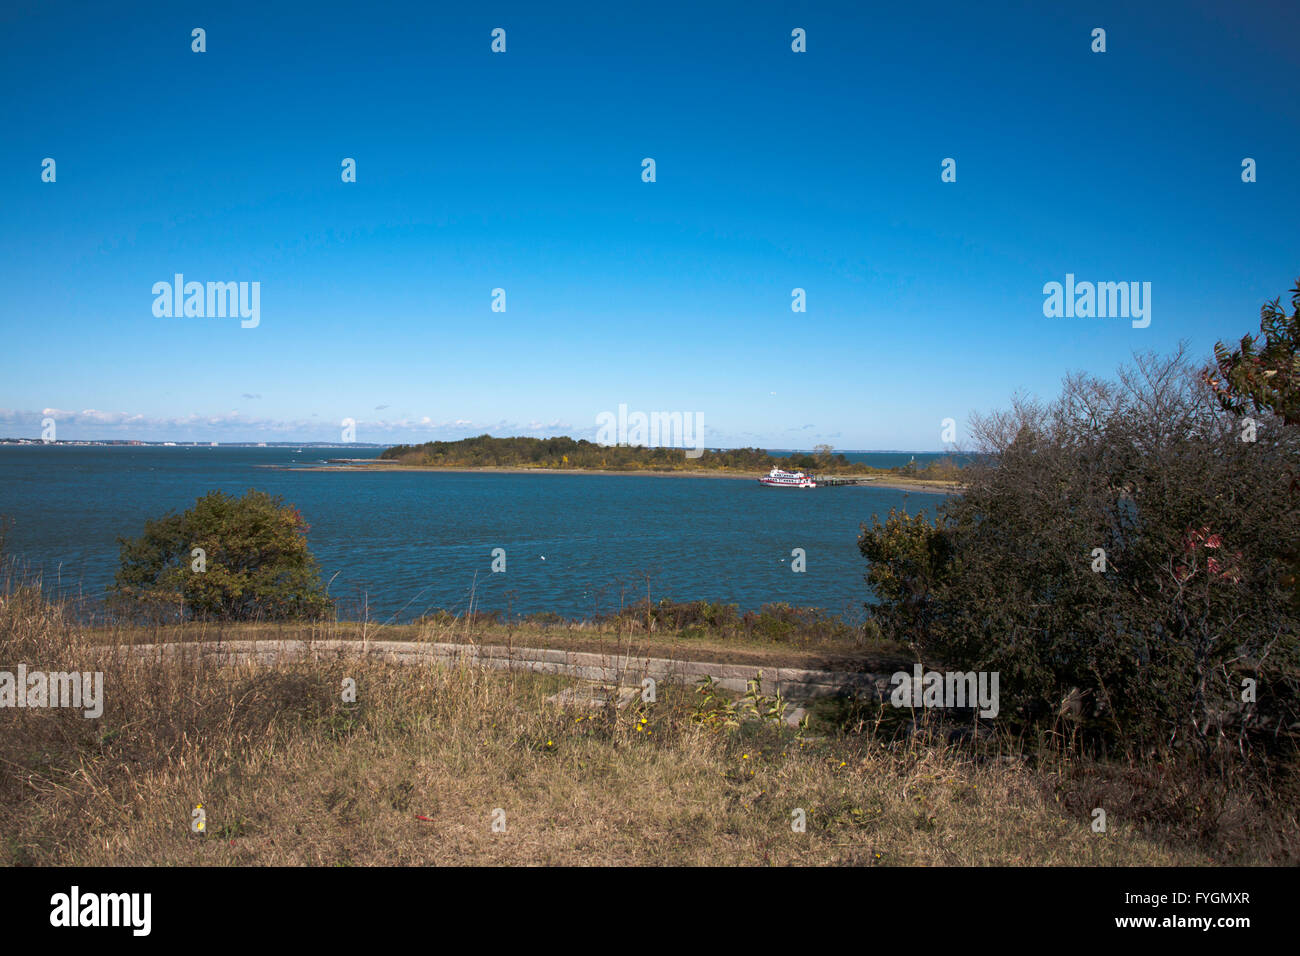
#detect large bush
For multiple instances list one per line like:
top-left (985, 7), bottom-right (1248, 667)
top-left (1206, 277), bottom-right (1300, 609)
top-left (860, 347), bottom-right (1300, 757)
top-left (110, 489), bottom-right (334, 622)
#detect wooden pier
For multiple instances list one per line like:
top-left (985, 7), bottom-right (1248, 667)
top-left (814, 475), bottom-right (878, 487)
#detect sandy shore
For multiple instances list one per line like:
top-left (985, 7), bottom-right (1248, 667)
top-left (275, 459), bottom-right (961, 495)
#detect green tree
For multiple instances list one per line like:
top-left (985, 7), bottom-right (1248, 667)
top-left (1206, 277), bottom-right (1300, 425)
top-left (1205, 276), bottom-right (1300, 607)
top-left (858, 508), bottom-right (952, 654)
top-left (110, 490), bottom-right (334, 622)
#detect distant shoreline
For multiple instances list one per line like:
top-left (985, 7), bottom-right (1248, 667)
top-left (276, 459), bottom-right (960, 495)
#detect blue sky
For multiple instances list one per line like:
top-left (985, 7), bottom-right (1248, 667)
top-left (2, 0), bottom-right (1297, 448)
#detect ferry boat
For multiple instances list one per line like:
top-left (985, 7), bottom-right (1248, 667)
top-left (758, 467), bottom-right (816, 488)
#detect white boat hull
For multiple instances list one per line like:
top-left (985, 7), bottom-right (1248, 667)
top-left (758, 467), bottom-right (816, 488)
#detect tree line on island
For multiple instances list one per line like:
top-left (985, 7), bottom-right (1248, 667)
top-left (377, 435), bottom-right (966, 481)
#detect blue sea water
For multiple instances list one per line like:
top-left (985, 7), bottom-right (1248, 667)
top-left (0, 446), bottom-right (950, 624)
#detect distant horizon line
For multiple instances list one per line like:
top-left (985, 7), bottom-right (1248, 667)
top-left (0, 437), bottom-right (957, 455)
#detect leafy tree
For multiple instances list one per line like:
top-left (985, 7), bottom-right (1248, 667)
top-left (110, 490), bottom-right (334, 622)
top-left (858, 508), bottom-right (952, 652)
top-left (1205, 276), bottom-right (1300, 607)
top-left (1206, 277), bottom-right (1300, 425)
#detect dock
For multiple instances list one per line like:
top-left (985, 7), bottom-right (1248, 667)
top-left (814, 475), bottom-right (878, 487)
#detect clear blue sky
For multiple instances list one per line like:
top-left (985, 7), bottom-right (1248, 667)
top-left (2, 0), bottom-right (1297, 448)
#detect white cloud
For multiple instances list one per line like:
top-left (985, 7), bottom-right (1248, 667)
top-left (2, 407), bottom-right (835, 448)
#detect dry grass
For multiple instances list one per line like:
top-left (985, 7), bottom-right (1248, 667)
top-left (0, 586), bottom-right (1280, 866)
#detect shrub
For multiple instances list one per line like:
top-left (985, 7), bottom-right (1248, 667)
top-left (521, 611), bottom-right (566, 626)
top-left (416, 609), bottom-right (503, 627)
top-left (860, 348), bottom-right (1300, 759)
top-left (109, 489), bottom-right (334, 622)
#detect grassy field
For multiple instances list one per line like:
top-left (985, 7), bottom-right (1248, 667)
top-left (3, 587), bottom-right (1291, 866)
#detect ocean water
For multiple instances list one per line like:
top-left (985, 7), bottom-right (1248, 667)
top-left (0, 446), bottom-right (950, 624)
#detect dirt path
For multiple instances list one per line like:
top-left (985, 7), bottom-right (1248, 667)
top-left (110, 637), bottom-right (899, 702)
